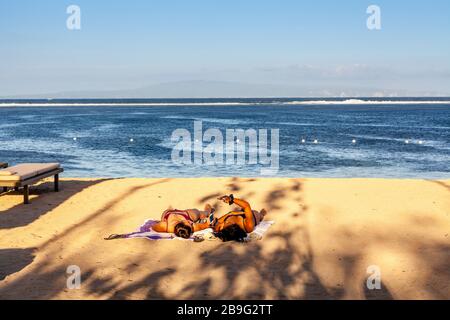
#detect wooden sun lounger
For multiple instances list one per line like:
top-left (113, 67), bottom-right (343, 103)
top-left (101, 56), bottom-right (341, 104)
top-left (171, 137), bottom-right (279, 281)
top-left (0, 163), bottom-right (64, 204)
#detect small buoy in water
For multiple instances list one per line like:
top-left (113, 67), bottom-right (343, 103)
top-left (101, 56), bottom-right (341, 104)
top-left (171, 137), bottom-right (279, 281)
top-left (313, 139), bottom-right (318, 144)
top-left (73, 137), bottom-right (77, 141)
top-left (405, 140), bottom-right (409, 144)
top-left (418, 140), bottom-right (423, 145)
top-left (130, 138), bottom-right (134, 142)
top-left (352, 139), bottom-right (356, 144)
top-left (301, 139), bottom-right (306, 143)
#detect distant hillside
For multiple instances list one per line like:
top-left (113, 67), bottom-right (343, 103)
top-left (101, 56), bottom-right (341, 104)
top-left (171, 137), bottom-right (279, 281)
top-left (2, 80), bottom-right (439, 99)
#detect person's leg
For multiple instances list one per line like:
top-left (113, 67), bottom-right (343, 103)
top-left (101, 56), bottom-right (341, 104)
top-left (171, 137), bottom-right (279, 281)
top-left (253, 209), bottom-right (267, 224)
top-left (186, 208), bottom-right (202, 221)
top-left (204, 203), bottom-right (213, 213)
top-left (190, 204), bottom-right (213, 220)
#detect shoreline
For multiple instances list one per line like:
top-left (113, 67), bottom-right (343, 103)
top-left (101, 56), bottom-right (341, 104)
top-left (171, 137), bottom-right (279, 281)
top-left (19, 176), bottom-right (450, 181)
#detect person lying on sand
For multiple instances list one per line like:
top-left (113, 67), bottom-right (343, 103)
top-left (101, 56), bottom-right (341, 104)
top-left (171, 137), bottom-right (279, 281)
top-left (104, 205), bottom-right (214, 240)
top-left (212, 194), bottom-right (266, 242)
top-left (150, 205), bottom-right (214, 239)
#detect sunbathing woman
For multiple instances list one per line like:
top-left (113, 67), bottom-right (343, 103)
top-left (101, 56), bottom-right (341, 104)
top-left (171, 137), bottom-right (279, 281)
top-left (104, 205), bottom-right (214, 240)
top-left (212, 194), bottom-right (266, 242)
top-left (150, 205), bottom-right (214, 239)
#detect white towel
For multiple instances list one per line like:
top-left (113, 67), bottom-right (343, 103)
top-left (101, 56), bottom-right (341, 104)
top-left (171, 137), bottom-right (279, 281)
top-left (122, 219), bottom-right (275, 241)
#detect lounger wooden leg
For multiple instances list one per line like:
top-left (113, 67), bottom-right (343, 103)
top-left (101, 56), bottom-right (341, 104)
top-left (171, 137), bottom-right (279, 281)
top-left (14, 187), bottom-right (19, 191)
top-left (2, 187), bottom-right (7, 193)
top-left (23, 185), bottom-right (29, 204)
top-left (54, 174), bottom-right (59, 192)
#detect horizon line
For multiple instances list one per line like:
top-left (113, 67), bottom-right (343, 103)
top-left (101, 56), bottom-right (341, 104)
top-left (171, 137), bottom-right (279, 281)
top-left (2, 96), bottom-right (450, 100)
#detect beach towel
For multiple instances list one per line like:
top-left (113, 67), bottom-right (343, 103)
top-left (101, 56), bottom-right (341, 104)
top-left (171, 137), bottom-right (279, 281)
top-left (106, 219), bottom-right (275, 242)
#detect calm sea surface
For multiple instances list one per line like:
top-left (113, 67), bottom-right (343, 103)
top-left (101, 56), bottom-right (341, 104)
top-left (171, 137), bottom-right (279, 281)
top-left (0, 98), bottom-right (449, 178)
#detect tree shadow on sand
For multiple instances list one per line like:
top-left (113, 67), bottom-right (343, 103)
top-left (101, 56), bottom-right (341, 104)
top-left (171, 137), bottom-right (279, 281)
top-left (363, 280), bottom-right (394, 300)
top-left (84, 223), bottom-right (343, 299)
top-left (170, 229), bottom-right (344, 299)
top-left (0, 248), bottom-right (36, 281)
top-left (106, 179), bottom-right (345, 299)
top-left (0, 178), bottom-right (449, 299)
top-left (0, 178), bottom-right (172, 299)
top-left (0, 179), bottom-right (111, 230)
top-left (429, 180), bottom-right (450, 192)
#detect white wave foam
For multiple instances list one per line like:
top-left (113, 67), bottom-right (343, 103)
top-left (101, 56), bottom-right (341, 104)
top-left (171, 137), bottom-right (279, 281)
top-left (160, 116), bottom-right (245, 125)
top-left (1, 99), bottom-right (450, 107)
top-left (0, 121), bottom-right (58, 129)
top-left (285, 99), bottom-right (450, 105)
top-left (275, 122), bottom-right (327, 126)
top-left (0, 102), bottom-right (252, 107)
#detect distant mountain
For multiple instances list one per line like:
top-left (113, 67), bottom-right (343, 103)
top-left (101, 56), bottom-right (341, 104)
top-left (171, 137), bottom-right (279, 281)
top-left (2, 80), bottom-right (441, 99)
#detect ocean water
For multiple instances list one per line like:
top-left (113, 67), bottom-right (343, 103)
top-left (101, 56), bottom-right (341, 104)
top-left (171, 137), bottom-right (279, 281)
top-left (0, 98), bottom-right (449, 178)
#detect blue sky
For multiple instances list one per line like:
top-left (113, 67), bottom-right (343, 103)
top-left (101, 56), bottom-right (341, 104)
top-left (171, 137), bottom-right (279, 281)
top-left (1, 0), bottom-right (450, 97)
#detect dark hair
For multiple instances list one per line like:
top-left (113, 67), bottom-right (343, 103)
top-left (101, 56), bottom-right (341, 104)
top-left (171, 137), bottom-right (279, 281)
top-left (215, 224), bottom-right (247, 242)
top-left (174, 222), bottom-right (192, 239)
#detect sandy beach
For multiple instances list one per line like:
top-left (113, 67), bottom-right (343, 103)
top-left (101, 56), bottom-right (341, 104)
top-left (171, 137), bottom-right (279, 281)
top-left (0, 177), bottom-right (449, 299)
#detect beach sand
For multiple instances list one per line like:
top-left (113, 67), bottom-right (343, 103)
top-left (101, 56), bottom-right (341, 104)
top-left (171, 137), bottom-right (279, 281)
top-left (0, 177), bottom-right (449, 299)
